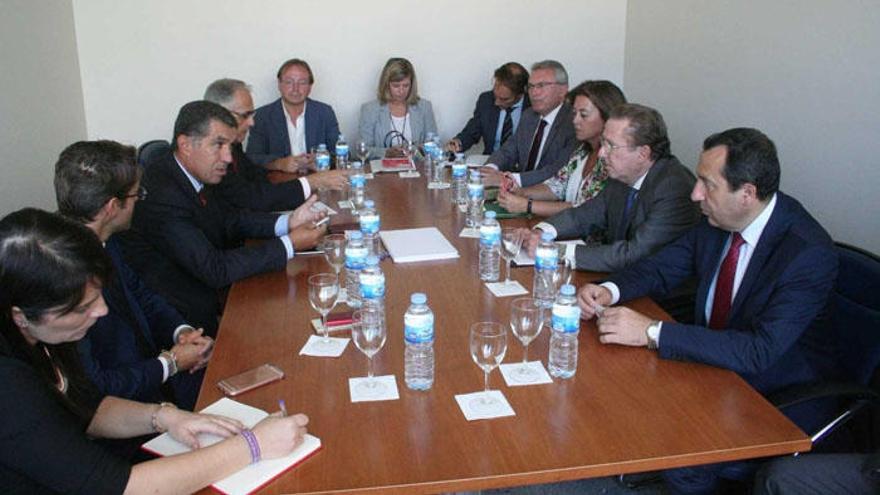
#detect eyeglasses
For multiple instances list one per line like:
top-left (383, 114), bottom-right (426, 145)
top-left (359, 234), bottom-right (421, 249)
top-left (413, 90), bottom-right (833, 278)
top-left (123, 186), bottom-right (148, 201)
top-left (231, 110), bottom-right (256, 120)
top-left (600, 138), bottom-right (637, 153)
top-left (279, 79), bottom-right (311, 88)
top-left (527, 81), bottom-right (562, 91)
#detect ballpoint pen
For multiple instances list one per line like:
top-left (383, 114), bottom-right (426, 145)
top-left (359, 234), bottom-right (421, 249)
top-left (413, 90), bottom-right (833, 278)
top-left (279, 399), bottom-right (288, 417)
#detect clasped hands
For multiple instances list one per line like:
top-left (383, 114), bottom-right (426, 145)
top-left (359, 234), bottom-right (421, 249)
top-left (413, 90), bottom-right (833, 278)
top-left (287, 195), bottom-right (329, 250)
top-left (578, 283), bottom-right (653, 347)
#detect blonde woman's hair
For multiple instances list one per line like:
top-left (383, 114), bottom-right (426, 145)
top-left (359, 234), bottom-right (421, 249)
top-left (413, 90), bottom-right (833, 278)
top-left (377, 57), bottom-right (419, 105)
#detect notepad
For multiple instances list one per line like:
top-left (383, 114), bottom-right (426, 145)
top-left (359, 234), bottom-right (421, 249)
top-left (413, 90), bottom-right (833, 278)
top-left (379, 227), bottom-right (460, 263)
top-left (141, 398), bottom-right (321, 495)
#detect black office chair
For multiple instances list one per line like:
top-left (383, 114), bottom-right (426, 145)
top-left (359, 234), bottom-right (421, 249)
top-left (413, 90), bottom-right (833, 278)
top-left (769, 242), bottom-right (880, 449)
top-left (137, 139), bottom-right (170, 168)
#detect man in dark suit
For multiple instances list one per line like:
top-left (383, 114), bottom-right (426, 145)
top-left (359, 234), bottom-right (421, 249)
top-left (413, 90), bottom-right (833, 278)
top-left (482, 60), bottom-right (577, 188)
top-left (55, 140), bottom-right (212, 409)
top-left (525, 103), bottom-right (700, 272)
top-left (447, 62), bottom-right (530, 155)
top-left (204, 78), bottom-right (347, 211)
top-left (579, 128), bottom-right (839, 493)
top-left (246, 58), bottom-right (341, 172)
top-left (121, 101), bottom-right (326, 334)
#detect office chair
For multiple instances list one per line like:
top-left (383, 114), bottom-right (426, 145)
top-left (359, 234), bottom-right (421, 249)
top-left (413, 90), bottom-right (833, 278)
top-left (769, 242), bottom-right (880, 449)
top-left (137, 139), bottom-right (170, 168)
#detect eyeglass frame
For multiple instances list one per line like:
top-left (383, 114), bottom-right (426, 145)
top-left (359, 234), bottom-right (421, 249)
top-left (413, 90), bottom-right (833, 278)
top-left (526, 81), bottom-right (564, 91)
top-left (599, 137), bottom-right (639, 153)
top-left (230, 109), bottom-right (256, 120)
top-left (121, 186), bottom-right (148, 201)
top-left (279, 78), bottom-right (312, 88)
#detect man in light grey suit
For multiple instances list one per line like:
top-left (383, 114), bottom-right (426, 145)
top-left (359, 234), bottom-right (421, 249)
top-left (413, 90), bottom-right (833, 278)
top-left (525, 103), bottom-right (700, 272)
top-left (482, 60), bottom-right (577, 188)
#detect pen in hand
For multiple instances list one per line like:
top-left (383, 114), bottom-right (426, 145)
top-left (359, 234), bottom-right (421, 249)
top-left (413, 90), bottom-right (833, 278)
top-left (279, 399), bottom-right (288, 417)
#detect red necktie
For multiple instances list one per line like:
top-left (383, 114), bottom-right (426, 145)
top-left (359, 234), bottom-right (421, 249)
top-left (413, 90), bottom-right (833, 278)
top-left (709, 232), bottom-right (745, 329)
top-left (525, 119), bottom-right (548, 172)
top-left (198, 190), bottom-right (207, 207)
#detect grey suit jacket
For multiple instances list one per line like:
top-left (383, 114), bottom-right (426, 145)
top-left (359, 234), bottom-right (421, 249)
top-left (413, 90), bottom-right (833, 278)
top-left (546, 155), bottom-right (700, 272)
top-left (358, 98), bottom-right (437, 148)
top-left (487, 102), bottom-right (577, 187)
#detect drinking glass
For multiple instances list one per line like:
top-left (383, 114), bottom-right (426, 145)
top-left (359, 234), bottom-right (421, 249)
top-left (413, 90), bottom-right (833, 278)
top-left (500, 228), bottom-right (524, 286)
top-left (351, 307), bottom-right (387, 396)
top-left (308, 273), bottom-right (339, 346)
top-left (469, 321), bottom-right (507, 413)
top-left (552, 257), bottom-right (573, 291)
top-left (356, 140), bottom-right (370, 166)
top-left (509, 297), bottom-right (544, 379)
top-left (321, 234), bottom-right (346, 280)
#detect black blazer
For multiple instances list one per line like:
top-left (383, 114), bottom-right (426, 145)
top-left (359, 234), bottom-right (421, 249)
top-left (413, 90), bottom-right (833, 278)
top-left (120, 151), bottom-right (288, 333)
top-left (214, 143), bottom-right (306, 211)
top-left (454, 91), bottom-right (530, 154)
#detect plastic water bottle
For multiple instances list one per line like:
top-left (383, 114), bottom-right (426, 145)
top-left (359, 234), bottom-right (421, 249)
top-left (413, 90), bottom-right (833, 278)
top-left (423, 154), bottom-right (434, 187)
top-left (479, 210), bottom-right (501, 282)
top-left (344, 231), bottom-right (368, 308)
top-left (466, 169), bottom-right (484, 228)
top-left (423, 133), bottom-right (438, 160)
top-left (548, 284), bottom-right (581, 378)
top-left (358, 199), bottom-right (381, 256)
top-left (335, 133), bottom-right (349, 166)
top-left (349, 161), bottom-right (366, 214)
top-left (533, 231), bottom-right (559, 308)
top-left (451, 153), bottom-right (468, 205)
top-left (359, 255), bottom-right (386, 321)
top-left (404, 293), bottom-right (434, 390)
top-left (315, 144), bottom-right (330, 171)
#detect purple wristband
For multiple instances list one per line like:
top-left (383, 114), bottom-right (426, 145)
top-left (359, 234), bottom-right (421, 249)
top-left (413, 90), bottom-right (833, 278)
top-left (240, 429), bottom-right (261, 464)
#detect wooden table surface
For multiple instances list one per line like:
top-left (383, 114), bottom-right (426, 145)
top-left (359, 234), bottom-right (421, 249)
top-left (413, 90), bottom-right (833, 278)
top-left (196, 166), bottom-right (809, 494)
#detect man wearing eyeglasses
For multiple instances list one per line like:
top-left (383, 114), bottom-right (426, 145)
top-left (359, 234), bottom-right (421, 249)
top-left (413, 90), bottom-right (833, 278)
top-left (482, 60), bottom-right (577, 189)
top-left (525, 103), bottom-right (700, 273)
top-left (246, 58), bottom-right (341, 173)
top-left (204, 78), bottom-right (346, 212)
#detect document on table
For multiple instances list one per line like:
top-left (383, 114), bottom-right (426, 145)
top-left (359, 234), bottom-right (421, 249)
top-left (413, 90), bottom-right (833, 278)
top-left (379, 227), bottom-right (460, 263)
top-left (513, 239), bottom-right (586, 266)
top-left (141, 398), bottom-right (322, 495)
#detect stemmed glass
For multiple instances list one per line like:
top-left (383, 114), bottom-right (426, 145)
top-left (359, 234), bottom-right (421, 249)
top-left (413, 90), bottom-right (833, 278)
top-left (351, 307), bottom-right (387, 396)
top-left (321, 234), bottom-right (346, 279)
top-left (509, 297), bottom-right (544, 380)
top-left (500, 228), bottom-right (524, 286)
top-left (308, 273), bottom-right (339, 348)
top-left (552, 258), bottom-right (573, 291)
top-left (468, 321), bottom-right (507, 413)
top-left (356, 140), bottom-right (370, 167)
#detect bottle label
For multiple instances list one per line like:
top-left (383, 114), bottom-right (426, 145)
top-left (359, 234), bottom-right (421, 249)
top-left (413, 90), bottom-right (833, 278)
top-left (359, 273), bottom-right (385, 299)
top-left (336, 144), bottom-right (349, 157)
top-left (452, 164), bottom-right (467, 178)
top-left (350, 174), bottom-right (366, 188)
top-left (404, 313), bottom-right (434, 343)
top-left (479, 225), bottom-right (501, 246)
top-left (316, 154), bottom-right (330, 170)
top-left (467, 183), bottom-right (484, 200)
top-left (345, 247), bottom-right (368, 269)
top-left (359, 214), bottom-right (380, 234)
top-left (423, 142), bottom-right (437, 157)
top-left (535, 246), bottom-right (559, 271)
top-left (552, 304), bottom-right (581, 333)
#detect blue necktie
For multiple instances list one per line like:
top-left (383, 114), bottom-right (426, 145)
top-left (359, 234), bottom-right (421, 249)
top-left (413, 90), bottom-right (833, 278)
top-left (617, 188), bottom-right (638, 240)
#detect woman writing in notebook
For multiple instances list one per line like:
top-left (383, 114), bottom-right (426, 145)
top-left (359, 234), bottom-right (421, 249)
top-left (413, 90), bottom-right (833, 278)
top-left (0, 208), bottom-right (309, 494)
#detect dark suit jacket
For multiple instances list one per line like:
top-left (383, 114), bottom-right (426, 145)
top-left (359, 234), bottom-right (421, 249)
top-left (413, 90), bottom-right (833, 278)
top-left (454, 91), bottom-right (530, 154)
top-left (120, 151), bottom-right (288, 333)
top-left (487, 102), bottom-right (577, 187)
top-left (246, 97), bottom-right (340, 165)
top-left (78, 236), bottom-right (178, 403)
top-left (546, 155), bottom-right (700, 272)
top-left (215, 143), bottom-right (306, 211)
top-left (608, 192), bottom-right (839, 429)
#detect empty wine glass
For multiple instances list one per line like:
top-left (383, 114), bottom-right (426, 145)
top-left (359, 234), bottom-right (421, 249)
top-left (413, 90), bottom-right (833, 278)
top-left (469, 321), bottom-right (507, 413)
top-left (356, 140), bottom-right (370, 166)
top-left (552, 257), bottom-right (573, 292)
top-left (321, 234), bottom-right (346, 280)
top-left (500, 228), bottom-right (524, 286)
top-left (308, 273), bottom-right (339, 347)
top-left (509, 297), bottom-right (544, 380)
top-left (351, 307), bottom-right (387, 397)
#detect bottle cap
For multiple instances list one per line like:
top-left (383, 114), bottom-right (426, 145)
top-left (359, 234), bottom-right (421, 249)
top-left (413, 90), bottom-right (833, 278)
top-left (365, 255), bottom-right (379, 266)
top-left (485, 211), bottom-right (497, 219)
top-left (560, 284), bottom-right (575, 296)
top-left (364, 200), bottom-right (375, 208)
top-left (541, 231), bottom-right (555, 242)
top-left (411, 292), bottom-right (427, 304)
top-left (349, 231), bottom-right (363, 240)
top-left (317, 143), bottom-right (327, 150)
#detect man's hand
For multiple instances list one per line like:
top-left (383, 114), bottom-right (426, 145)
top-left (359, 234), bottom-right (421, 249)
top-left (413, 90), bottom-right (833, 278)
top-left (577, 284), bottom-right (613, 319)
top-left (268, 154), bottom-right (312, 174)
top-left (498, 189), bottom-right (528, 213)
top-left (480, 166), bottom-right (504, 187)
top-left (288, 196), bottom-right (325, 230)
top-left (524, 228), bottom-right (543, 257)
top-left (170, 340), bottom-right (212, 372)
top-left (307, 170), bottom-right (348, 191)
top-left (596, 306), bottom-right (652, 347)
top-left (289, 222), bottom-right (328, 251)
top-left (446, 138), bottom-right (462, 153)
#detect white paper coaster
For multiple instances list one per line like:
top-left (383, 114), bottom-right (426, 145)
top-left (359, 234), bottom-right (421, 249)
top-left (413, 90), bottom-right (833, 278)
top-left (455, 390), bottom-right (515, 421)
top-left (349, 375), bottom-right (400, 402)
top-left (399, 171), bottom-right (420, 178)
top-left (364, 173), bottom-right (375, 180)
top-left (485, 281), bottom-right (529, 297)
top-left (499, 361), bottom-right (554, 386)
top-left (459, 227), bottom-right (480, 238)
top-left (298, 335), bottom-right (349, 357)
top-left (427, 182), bottom-right (451, 190)
top-left (337, 200), bottom-right (353, 209)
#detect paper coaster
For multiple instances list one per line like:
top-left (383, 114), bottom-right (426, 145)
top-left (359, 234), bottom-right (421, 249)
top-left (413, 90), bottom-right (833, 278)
top-left (459, 227), bottom-right (480, 238)
top-left (455, 390), bottom-right (516, 421)
top-left (364, 173), bottom-right (375, 180)
top-left (299, 335), bottom-right (349, 357)
top-left (499, 361), bottom-right (553, 386)
top-left (337, 200), bottom-right (353, 209)
top-left (349, 375), bottom-right (400, 402)
top-left (485, 281), bottom-right (529, 297)
top-left (427, 182), bottom-right (451, 190)
top-left (399, 171), bottom-right (420, 178)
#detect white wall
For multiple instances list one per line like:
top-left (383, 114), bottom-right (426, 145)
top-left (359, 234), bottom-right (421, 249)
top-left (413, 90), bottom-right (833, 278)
top-left (72, 0), bottom-right (626, 147)
top-left (0, 0), bottom-right (87, 216)
top-left (625, 0), bottom-right (880, 252)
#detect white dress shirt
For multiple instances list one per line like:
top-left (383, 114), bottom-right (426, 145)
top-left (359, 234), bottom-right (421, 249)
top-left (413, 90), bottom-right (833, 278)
top-left (283, 101), bottom-right (307, 156)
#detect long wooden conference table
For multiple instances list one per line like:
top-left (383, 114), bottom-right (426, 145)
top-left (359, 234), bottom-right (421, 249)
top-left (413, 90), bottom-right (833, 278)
top-left (195, 165), bottom-right (810, 494)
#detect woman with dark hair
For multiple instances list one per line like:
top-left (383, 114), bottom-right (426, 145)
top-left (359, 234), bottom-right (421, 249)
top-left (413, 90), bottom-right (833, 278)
top-left (358, 57), bottom-right (438, 150)
top-left (0, 208), bottom-right (309, 494)
top-left (498, 80), bottom-right (626, 218)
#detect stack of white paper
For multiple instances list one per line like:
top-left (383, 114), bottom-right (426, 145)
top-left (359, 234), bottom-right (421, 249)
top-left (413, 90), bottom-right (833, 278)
top-left (379, 227), bottom-right (460, 263)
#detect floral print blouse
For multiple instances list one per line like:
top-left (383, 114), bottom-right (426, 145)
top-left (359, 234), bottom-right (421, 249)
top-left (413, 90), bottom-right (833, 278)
top-left (545, 144), bottom-right (608, 206)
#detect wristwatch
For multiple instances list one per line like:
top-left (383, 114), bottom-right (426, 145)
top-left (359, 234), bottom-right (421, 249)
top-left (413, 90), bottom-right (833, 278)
top-left (645, 320), bottom-right (661, 350)
top-left (159, 349), bottom-right (179, 376)
top-left (527, 198), bottom-right (533, 214)
top-left (151, 402), bottom-right (177, 433)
